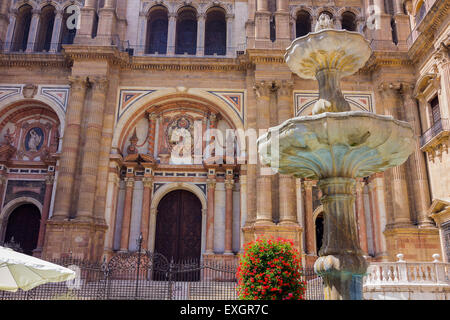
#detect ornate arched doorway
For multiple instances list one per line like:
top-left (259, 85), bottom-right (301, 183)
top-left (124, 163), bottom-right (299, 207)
top-left (4, 203), bottom-right (41, 255)
top-left (154, 189), bottom-right (202, 262)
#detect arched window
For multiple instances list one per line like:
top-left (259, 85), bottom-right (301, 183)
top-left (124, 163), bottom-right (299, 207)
top-left (175, 7), bottom-right (197, 55)
top-left (35, 5), bottom-right (56, 52)
top-left (204, 8), bottom-right (226, 55)
top-left (296, 10), bottom-right (311, 37)
top-left (60, 8), bottom-right (77, 49)
top-left (146, 6), bottom-right (168, 54)
top-left (341, 11), bottom-right (357, 31)
top-left (12, 4), bottom-right (32, 51)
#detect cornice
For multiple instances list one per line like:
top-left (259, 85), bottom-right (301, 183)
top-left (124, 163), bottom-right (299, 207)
top-left (364, 51), bottom-right (414, 73)
top-left (407, 0), bottom-right (449, 63)
top-left (0, 52), bottom-right (70, 69)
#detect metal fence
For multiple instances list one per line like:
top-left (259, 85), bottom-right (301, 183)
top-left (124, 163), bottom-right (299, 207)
top-left (1, 252), bottom-right (324, 300)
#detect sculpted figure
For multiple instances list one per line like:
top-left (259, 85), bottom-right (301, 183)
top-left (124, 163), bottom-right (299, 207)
top-left (315, 13), bottom-right (334, 32)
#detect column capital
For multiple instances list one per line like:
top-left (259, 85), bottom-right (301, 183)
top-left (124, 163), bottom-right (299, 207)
top-left (142, 177), bottom-right (153, 187)
top-left (226, 13), bottom-right (235, 21)
top-left (274, 79), bottom-right (294, 97)
top-left (225, 179), bottom-right (234, 189)
top-left (253, 80), bottom-right (273, 98)
top-left (89, 77), bottom-right (109, 92)
top-left (31, 9), bottom-right (41, 16)
top-left (45, 175), bottom-right (55, 185)
top-left (124, 177), bottom-right (135, 187)
top-left (355, 180), bottom-right (365, 193)
top-left (377, 82), bottom-right (401, 97)
top-left (68, 76), bottom-right (88, 91)
top-left (206, 178), bottom-right (216, 188)
top-left (303, 179), bottom-right (316, 190)
top-left (197, 12), bottom-right (206, 20)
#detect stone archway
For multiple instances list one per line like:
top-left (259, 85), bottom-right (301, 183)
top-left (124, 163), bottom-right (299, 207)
top-left (149, 182), bottom-right (207, 256)
top-left (154, 189), bottom-right (202, 262)
top-left (3, 202), bottom-right (41, 255)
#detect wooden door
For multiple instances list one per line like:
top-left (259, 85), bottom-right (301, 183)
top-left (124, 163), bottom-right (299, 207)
top-left (4, 204), bottom-right (41, 255)
top-left (155, 190), bottom-right (202, 262)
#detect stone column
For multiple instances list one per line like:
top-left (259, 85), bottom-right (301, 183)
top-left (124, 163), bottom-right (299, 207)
top-left (276, 80), bottom-right (297, 225)
top-left (355, 180), bottom-right (369, 255)
top-left (52, 76), bottom-right (87, 220)
top-left (26, 9), bottom-right (40, 52)
top-left (224, 175), bottom-right (234, 254)
top-left (4, 9), bottom-right (17, 52)
top-left (254, 81), bottom-right (274, 225)
top-left (401, 83), bottom-right (433, 227)
top-left (167, 13), bottom-right (176, 55)
top-left (304, 180), bottom-right (315, 255)
top-left (76, 77), bottom-right (109, 222)
top-left (140, 176), bottom-right (153, 250)
top-left (120, 176), bottom-right (135, 251)
top-left (239, 173), bottom-right (247, 251)
top-left (147, 112), bottom-right (157, 157)
top-left (379, 83), bottom-right (412, 228)
top-left (275, 0), bottom-right (290, 43)
top-left (226, 14), bottom-right (234, 57)
top-left (136, 11), bottom-right (147, 55)
top-left (0, 1), bottom-right (9, 44)
top-left (76, 0), bottom-right (96, 42)
top-left (196, 13), bottom-right (205, 56)
top-left (49, 10), bottom-right (63, 52)
top-left (34, 175), bottom-right (55, 257)
top-left (255, 0), bottom-right (270, 41)
top-left (205, 176), bottom-right (216, 254)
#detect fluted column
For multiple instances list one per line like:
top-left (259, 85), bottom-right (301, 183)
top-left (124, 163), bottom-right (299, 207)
top-left (254, 81), bottom-right (274, 225)
top-left (304, 180), bottom-right (315, 255)
top-left (434, 44), bottom-right (450, 118)
top-left (49, 10), bottom-right (63, 52)
top-left (355, 180), bottom-right (368, 255)
top-left (26, 9), bottom-right (40, 52)
top-left (196, 13), bottom-right (205, 56)
top-left (34, 175), bottom-right (55, 257)
top-left (140, 176), bottom-right (153, 250)
top-left (120, 176), bottom-right (135, 251)
top-left (52, 76), bottom-right (87, 220)
top-left (276, 80), bottom-right (297, 225)
top-left (76, 77), bottom-right (109, 221)
top-left (167, 12), bottom-right (176, 55)
top-left (239, 174), bottom-right (247, 251)
top-left (379, 83), bottom-right (412, 228)
top-left (205, 177), bottom-right (216, 254)
top-left (401, 83), bottom-right (433, 227)
top-left (224, 174), bottom-right (234, 254)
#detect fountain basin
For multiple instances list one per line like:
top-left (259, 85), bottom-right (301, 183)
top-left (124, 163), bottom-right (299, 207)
top-left (257, 111), bottom-right (415, 179)
top-left (285, 29), bottom-right (372, 80)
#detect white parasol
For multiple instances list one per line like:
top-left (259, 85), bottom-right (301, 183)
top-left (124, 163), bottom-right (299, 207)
top-left (0, 246), bottom-right (76, 292)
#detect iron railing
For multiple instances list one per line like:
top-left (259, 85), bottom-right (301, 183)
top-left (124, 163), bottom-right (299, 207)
top-left (0, 253), bottom-right (324, 300)
top-left (420, 118), bottom-right (449, 148)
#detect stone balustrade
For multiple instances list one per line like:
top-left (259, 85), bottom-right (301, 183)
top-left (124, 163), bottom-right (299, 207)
top-left (363, 253), bottom-right (450, 300)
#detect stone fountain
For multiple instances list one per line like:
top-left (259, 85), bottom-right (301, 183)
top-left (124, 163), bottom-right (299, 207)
top-left (257, 14), bottom-right (415, 300)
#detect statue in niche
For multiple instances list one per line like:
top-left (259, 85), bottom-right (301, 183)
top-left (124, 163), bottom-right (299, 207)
top-left (315, 13), bottom-right (334, 32)
top-left (25, 127), bottom-right (44, 152)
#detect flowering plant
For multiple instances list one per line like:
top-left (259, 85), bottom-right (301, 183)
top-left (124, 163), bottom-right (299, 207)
top-left (236, 237), bottom-right (306, 300)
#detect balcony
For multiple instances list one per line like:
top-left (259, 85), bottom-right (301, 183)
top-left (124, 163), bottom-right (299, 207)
top-left (420, 118), bottom-right (450, 160)
top-left (364, 254), bottom-right (450, 300)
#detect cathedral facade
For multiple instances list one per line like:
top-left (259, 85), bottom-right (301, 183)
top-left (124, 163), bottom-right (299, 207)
top-left (0, 0), bottom-right (448, 266)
